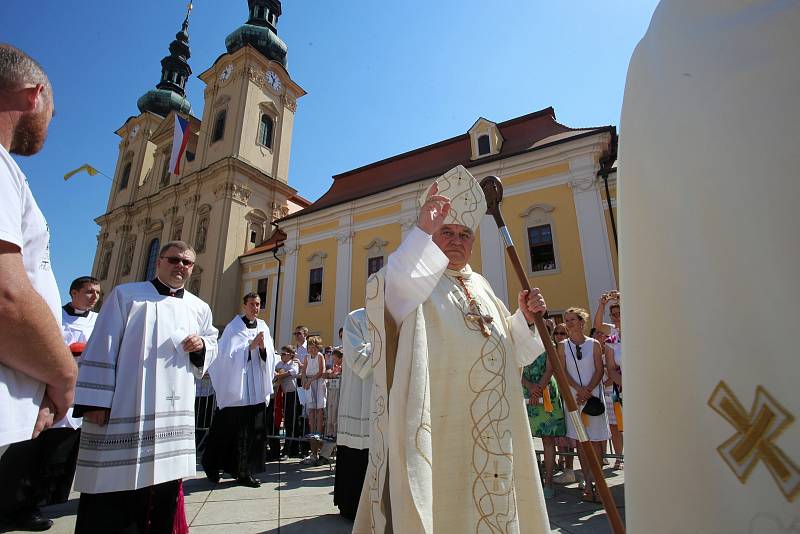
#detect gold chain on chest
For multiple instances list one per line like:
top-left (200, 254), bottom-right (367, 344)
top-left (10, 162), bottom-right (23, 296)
top-left (448, 274), bottom-right (494, 338)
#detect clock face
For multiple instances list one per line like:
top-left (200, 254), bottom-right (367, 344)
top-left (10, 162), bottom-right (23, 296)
top-left (130, 125), bottom-right (140, 139)
top-left (219, 64), bottom-right (233, 82)
top-left (265, 70), bottom-right (282, 92)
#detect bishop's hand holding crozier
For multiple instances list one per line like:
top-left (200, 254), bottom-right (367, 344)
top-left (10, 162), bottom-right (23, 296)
top-left (353, 165), bottom-right (551, 534)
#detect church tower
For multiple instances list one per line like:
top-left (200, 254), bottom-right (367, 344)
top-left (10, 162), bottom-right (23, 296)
top-left (195, 0), bottom-right (303, 184)
top-left (91, 1), bottom-right (306, 326)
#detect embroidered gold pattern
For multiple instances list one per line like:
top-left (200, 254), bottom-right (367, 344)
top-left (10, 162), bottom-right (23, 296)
top-left (461, 275), bottom-right (518, 533)
top-left (365, 274), bottom-right (387, 531)
top-left (708, 381), bottom-right (799, 502)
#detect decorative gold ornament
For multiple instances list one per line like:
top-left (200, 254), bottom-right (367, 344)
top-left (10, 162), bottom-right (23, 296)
top-left (709, 381), bottom-right (799, 502)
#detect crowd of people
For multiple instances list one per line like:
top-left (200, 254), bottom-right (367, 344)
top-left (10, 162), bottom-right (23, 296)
top-left (522, 293), bottom-right (624, 503)
top-left (0, 43), bottom-right (623, 533)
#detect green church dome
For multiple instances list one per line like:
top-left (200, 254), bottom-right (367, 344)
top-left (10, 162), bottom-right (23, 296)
top-left (137, 89), bottom-right (191, 117)
top-left (137, 11), bottom-right (193, 117)
top-left (225, 1), bottom-right (287, 67)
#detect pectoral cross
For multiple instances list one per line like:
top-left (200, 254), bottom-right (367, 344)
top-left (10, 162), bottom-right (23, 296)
top-left (166, 390), bottom-right (181, 408)
top-left (465, 298), bottom-right (493, 338)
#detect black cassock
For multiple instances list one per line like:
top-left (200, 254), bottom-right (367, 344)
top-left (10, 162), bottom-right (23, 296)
top-left (333, 445), bottom-right (369, 520)
top-left (202, 403), bottom-right (267, 478)
top-left (0, 428), bottom-right (81, 519)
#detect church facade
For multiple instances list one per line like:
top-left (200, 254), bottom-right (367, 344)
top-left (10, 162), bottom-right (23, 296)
top-left (91, 0), bottom-right (619, 340)
top-left (91, 0), bottom-right (309, 324)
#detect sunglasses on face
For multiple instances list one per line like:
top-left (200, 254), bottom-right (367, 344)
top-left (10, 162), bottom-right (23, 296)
top-left (161, 256), bottom-right (195, 267)
top-left (554, 331), bottom-right (568, 336)
top-left (293, 332), bottom-right (304, 336)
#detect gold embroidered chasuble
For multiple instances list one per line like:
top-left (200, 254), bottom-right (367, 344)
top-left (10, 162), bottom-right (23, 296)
top-left (354, 227), bottom-right (550, 533)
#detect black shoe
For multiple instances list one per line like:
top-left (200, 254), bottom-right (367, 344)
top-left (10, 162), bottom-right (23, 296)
top-left (237, 475), bottom-right (261, 488)
top-left (203, 465), bottom-right (220, 484)
top-left (13, 511), bottom-right (53, 531)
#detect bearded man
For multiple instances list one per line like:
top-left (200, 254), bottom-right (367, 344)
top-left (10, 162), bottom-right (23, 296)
top-left (354, 165), bottom-right (551, 533)
top-left (0, 44), bottom-right (77, 531)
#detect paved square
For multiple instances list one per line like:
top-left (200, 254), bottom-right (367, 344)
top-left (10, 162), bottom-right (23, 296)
top-left (6, 442), bottom-right (625, 533)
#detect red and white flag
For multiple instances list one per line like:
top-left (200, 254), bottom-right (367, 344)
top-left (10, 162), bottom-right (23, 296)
top-left (169, 115), bottom-right (190, 175)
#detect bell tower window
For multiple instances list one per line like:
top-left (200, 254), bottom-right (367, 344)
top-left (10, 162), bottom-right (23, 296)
top-left (257, 114), bottom-right (274, 148)
top-left (119, 162), bottom-right (132, 190)
top-left (212, 110), bottom-right (226, 143)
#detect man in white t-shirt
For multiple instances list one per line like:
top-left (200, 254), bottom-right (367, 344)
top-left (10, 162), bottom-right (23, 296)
top-left (0, 276), bottom-right (100, 529)
top-left (0, 44), bottom-right (78, 531)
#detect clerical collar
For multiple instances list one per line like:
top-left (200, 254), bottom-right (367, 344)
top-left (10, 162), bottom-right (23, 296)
top-left (241, 315), bottom-right (257, 329)
top-left (445, 264), bottom-right (473, 279)
top-left (63, 303), bottom-right (90, 318)
top-left (151, 278), bottom-right (185, 298)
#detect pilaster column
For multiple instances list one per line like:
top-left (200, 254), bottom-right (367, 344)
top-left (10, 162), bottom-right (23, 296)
top-left (400, 197), bottom-right (418, 239)
top-left (333, 228), bottom-right (354, 337)
top-left (479, 214), bottom-right (510, 306)
top-left (269, 271), bottom-right (280, 340)
top-left (278, 228), bottom-right (299, 346)
top-left (569, 156), bottom-right (617, 308)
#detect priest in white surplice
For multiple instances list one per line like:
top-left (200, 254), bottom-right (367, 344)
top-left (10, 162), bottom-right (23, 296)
top-left (335, 307), bottom-right (373, 520)
top-left (203, 292), bottom-right (276, 488)
top-left (354, 166), bottom-right (551, 533)
top-left (72, 241), bottom-right (218, 534)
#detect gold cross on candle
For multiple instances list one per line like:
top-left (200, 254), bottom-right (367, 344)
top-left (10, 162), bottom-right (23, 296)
top-left (708, 381), bottom-right (799, 502)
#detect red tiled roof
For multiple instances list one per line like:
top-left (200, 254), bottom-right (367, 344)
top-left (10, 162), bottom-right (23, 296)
top-left (240, 226), bottom-right (287, 258)
top-left (280, 107), bottom-right (610, 221)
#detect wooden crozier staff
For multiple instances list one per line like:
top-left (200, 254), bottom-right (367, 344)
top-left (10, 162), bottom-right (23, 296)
top-left (480, 175), bottom-right (625, 534)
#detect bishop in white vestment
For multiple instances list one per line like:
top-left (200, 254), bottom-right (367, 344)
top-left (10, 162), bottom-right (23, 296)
top-left (203, 292), bottom-right (276, 487)
top-left (72, 242), bottom-right (217, 534)
top-left (354, 166), bottom-right (551, 534)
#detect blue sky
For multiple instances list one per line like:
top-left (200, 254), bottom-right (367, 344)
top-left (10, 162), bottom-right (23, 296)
top-left (1, 0), bottom-right (659, 298)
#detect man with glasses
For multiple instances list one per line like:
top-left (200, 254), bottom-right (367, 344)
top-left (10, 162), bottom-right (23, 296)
top-left (274, 346), bottom-right (301, 457)
top-left (292, 325), bottom-right (311, 455)
top-left (70, 240), bottom-right (218, 533)
top-left (293, 325), bottom-right (309, 363)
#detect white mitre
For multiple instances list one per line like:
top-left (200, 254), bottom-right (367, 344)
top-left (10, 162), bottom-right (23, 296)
top-left (418, 165), bottom-right (486, 232)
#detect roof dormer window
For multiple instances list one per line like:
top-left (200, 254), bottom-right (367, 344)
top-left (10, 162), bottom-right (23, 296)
top-left (468, 117), bottom-right (504, 160)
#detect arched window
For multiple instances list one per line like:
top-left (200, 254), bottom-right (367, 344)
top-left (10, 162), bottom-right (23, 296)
top-left (143, 238), bottom-right (160, 281)
top-left (212, 110), bottom-right (226, 143)
top-left (257, 114), bottom-right (273, 148)
top-left (119, 162), bottom-right (132, 190)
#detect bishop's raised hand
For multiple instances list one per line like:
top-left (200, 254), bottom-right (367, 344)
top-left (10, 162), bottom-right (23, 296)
top-left (417, 182), bottom-right (451, 235)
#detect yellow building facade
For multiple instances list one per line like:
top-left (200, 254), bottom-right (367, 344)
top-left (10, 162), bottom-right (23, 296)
top-left (240, 110), bottom-right (619, 345)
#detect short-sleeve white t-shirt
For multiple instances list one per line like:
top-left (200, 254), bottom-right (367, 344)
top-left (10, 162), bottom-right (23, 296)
top-left (0, 143), bottom-right (62, 447)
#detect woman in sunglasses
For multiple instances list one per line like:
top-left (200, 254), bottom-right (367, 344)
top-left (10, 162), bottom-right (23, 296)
top-left (558, 307), bottom-right (610, 503)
